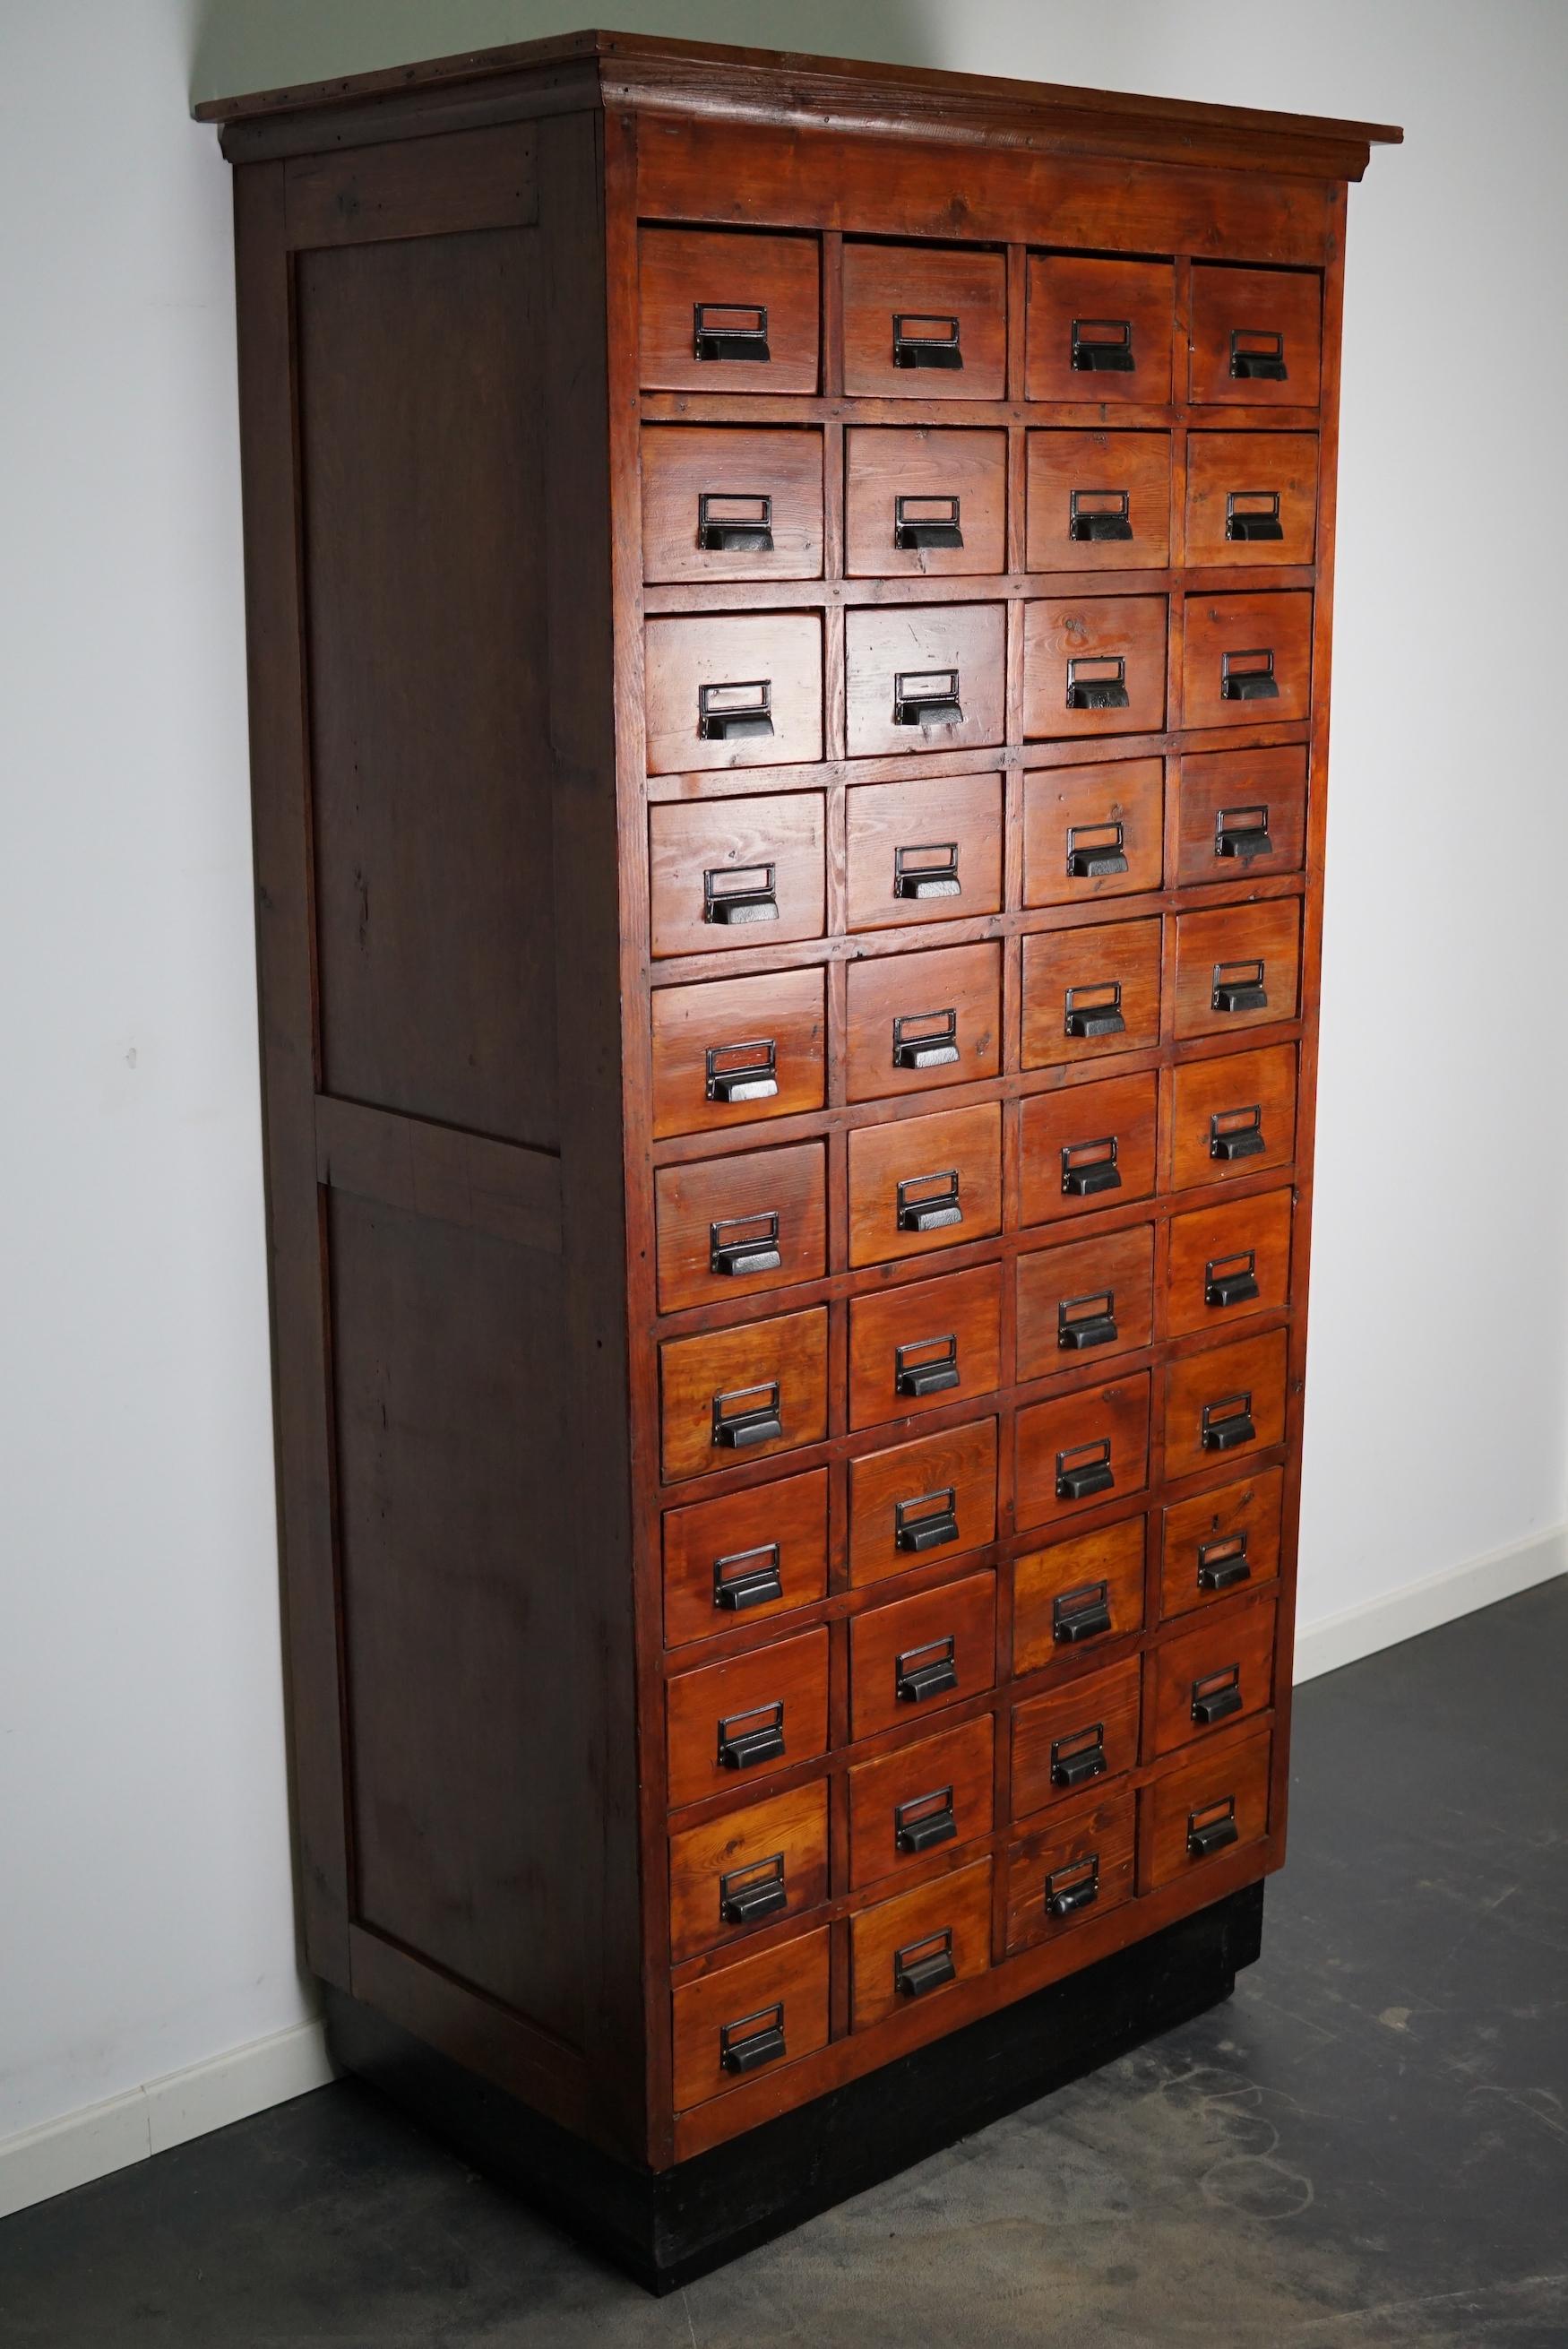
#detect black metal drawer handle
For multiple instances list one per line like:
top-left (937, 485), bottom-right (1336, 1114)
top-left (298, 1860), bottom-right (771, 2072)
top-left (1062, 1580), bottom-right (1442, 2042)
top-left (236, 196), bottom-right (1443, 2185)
top-left (705, 1037), bottom-right (779, 1105)
top-left (719, 2001), bottom-right (786, 2074)
top-left (1072, 316), bottom-right (1134, 373)
top-left (1051, 1722), bottom-right (1107, 1790)
top-left (897, 1169), bottom-right (963, 1234)
top-left (712, 1381), bottom-right (783, 1450)
top-left (895, 1485), bottom-right (960, 1554)
top-left (1070, 488), bottom-right (1133, 543)
top-left (1220, 650), bottom-right (1279, 704)
top-left (704, 863), bottom-right (779, 927)
top-left (895, 1334), bottom-right (961, 1400)
top-left (1053, 1576), bottom-right (1113, 1640)
top-left (699, 678), bottom-right (775, 741)
top-left (1066, 819), bottom-right (1129, 879)
top-left (699, 491), bottom-right (774, 552)
top-left (896, 1635), bottom-right (959, 1704)
top-left (1192, 1666), bottom-right (1244, 1728)
top-left (1197, 1534), bottom-right (1252, 1593)
top-left (895, 1929), bottom-right (957, 1997)
top-left (719, 1852), bottom-right (788, 1927)
top-left (894, 313), bottom-right (962, 370)
top-left (1216, 805), bottom-right (1272, 863)
top-left (1209, 1105), bottom-right (1265, 1162)
top-left (892, 1007), bottom-right (961, 1072)
top-left (894, 667), bottom-right (963, 730)
top-left (1202, 1391), bottom-right (1256, 1453)
top-left (1229, 326), bottom-right (1287, 382)
top-left (717, 1701), bottom-right (786, 1772)
top-left (1064, 980), bottom-right (1126, 1041)
top-left (1067, 655), bottom-right (1130, 712)
top-left (1206, 1248), bottom-right (1259, 1309)
top-left (1212, 959), bottom-right (1268, 1015)
top-left (1226, 489), bottom-right (1284, 543)
top-left (895, 1783), bottom-right (958, 1854)
top-left (895, 493), bottom-right (963, 550)
top-left (893, 842), bottom-right (961, 901)
top-left (1061, 1136), bottom-right (1121, 1197)
top-left (1047, 1854), bottom-right (1101, 1919)
top-left (695, 301), bottom-right (771, 364)
top-left (1058, 1289), bottom-right (1118, 1352)
top-left (1187, 1796), bottom-right (1240, 1858)
top-left (710, 1212), bottom-right (782, 1280)
top-left (713, 1542), bottom-right (784, 1612)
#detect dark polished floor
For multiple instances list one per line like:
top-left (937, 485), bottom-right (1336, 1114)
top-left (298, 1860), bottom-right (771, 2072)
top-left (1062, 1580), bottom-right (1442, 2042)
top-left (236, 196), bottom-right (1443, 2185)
top-left (3, 1579), bottom-right (1565, 2347)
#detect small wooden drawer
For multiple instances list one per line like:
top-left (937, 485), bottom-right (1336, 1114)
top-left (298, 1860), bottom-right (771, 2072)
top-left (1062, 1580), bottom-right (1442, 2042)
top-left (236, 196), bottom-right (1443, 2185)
top-left (1173, 899), bottom-right (1301, 1040)
top-left (659, 1308), bottom-right (828, 1484)
top-left (1164, 1328), bottom-right (1288, 1480)
top-left (1026, 431), bottom-right (1173, 572)
top-left (1012, 1654), bottom-right (1141, 1821)
top-left (668, 1780), bottom-right (830, 1964)
top-left (848, 1101), bottom-right (1003, 1270)
top-left (1181, 590), bottom-right (1313, 731)
top-left (642, 425), bottom-right (825, 583)
top-left (845, 939), bottom-right (1002, 1103)
top-left (847, 1714), bottom-right (995, 1892)
top-left (654, 1140), bottom-right (828, 1315)
top-left (849, 1263), bottom-right (1004, 1433)
top-left (649, 793), bottom-right (825, 958)
top-left (646, 613), bottom-right (823, 776)
top-left (671, 1924), bottom-right (831, 2111)
top-left (843, 242), bottom-right (1007, 401)
top-left (849, 1569), bottom-right (996, 1742)
top-left (1021, 917), bottom-right (1162, 1069)
top-left (1169, 1044), bottom-right (1297, 1192)
top-left (1149, 1594), bottom-right (1278, 1757)
top-left (1144, 1727), bottom-right (1271, 1891)
top-left (650, 966), bottom-right (826, 1142)
top-left (1012, 1515), bottom-right (1146, 1673)
top-left (1189, 264), bottom-right (1322, 409)
top-left (640, 228), bottom-right (820, 395)
top-left (1023, 595), bottom-right (1167, 739)
top-left (1026, 255), bottom-right (1175, 404)
top-left (663, 1466), bottom-right (830, 1647)
top-left (846, 772), bottom-right (1004, 933)
top-left (666, 1627), bottom-right (829, 1810)
top-left (1014, 1372), bottom-right (1150, 1536)
top-left (849, 1857), bottom-right (993, 2031)
top-left (1175, 745), bottom-right (1308, 886)
top-left (846, 603), bottom-right (1006, 760)
top-left (846, 427), bottom-right (1007, 577)
top-left (1016, 1223), bottom-right (1154, 1383)
top-left (1005, 1788), bottom-right (1136, 1955)
top-left (1185, 432), bottom-right (1318, 568)
top-left (848, 1416), bottom-right (998, 1587)
top-left (1019, 1072), bottom-right (1159, 1228)
top-left (1167, 1187), bottom-right (1292, 1341)
top-left (1022, 756), bottom-right (1163, 908)
top-left (1160, 1467), bottom-right (1284, 1621)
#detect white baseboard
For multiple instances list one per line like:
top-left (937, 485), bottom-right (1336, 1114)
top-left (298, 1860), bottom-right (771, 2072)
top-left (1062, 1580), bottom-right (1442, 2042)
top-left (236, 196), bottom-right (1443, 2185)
top-left (1294, 1524), bottom-right (1567, 1683)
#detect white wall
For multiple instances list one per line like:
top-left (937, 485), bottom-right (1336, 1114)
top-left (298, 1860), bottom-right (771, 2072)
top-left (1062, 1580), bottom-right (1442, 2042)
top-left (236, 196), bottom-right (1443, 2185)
top-left (3, 0), bottom-right (1564, 2198)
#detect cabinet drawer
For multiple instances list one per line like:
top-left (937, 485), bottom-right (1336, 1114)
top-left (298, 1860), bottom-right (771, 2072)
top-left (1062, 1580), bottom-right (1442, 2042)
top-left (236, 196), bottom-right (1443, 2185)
top-left (640, 228), bottom-right (820, 395)
top-left (1012, 1515), bottom-right (1146, 1673)
top-left (1164, 1328), bottom-right (1288, 1479)
top-left (849, 1569), bottom-right (996, 1741)
top-left (1189, 264), bottom-right (1322, 409)
top-left (1149, 1594), bottom-right (1278, 1757)
top-left (1185, 432), bottom-right (1318, 568)
top-left (847, 1714), bottom-right (995, 1892)
top-left (1012, 1654), bottom-right (1141, 1822)
top-left (642, 425), bottom-right (824, 583)
top-left (1005, 1788), bottom-right (1135, 1955)
top-left (1170, 1044), bottom-right (1297, 1192)
top-left (1022, 756), bottom-right (1164, 908)
top-left (843, 242), bottom-right (1006, 400)
top-left (1160, 1467), bottom-right (1284, 1622)
top-left (848, 1101), bottom-right (1002, 1269)
top-left (849, 1858), bottom-right (993, 2031)
top-left (849, 1264), bottom-right (1003, 1433)
top-left (846, 604), bottom-right (1005, 760)
top-left (1023, 595), bottom-right (1167, 739)
top-left (1019, 1072), bottom-right (1158, 1228)
top-left (1181, 591), bottom-right (1313, 731)
top-left (1021, 917), bottom-right (1162, 1069)
top-left (1175, 745), bottom-right (1308, 886)
top-left (663, 1466), bottom-right (830, 1648)
top-left (1026, 255), bottom-right (1175, 404)
top-left (1015, 1373), bottom-right (1150, 1536)
top-left (666, 1626), bottom-right (829, 1810)
top-left (1025, 430), bottom-right (1173, 572)
top-left (1016, 1222), bottom-right (1154, 1383)
top-left (646, 613), bottom-right (823, 776)
top-left (1173, 900), bottom-right (1300, 1040)
top-left (1167, 1187), bottom-right (1292, 1340)
top-left (1144, 1728), bottom-right (1271, 1891)
top-left (668, 1780), bottom-right (830, 1964)
top-left (846, 772), bottom-right (1004, 933)
top-left (650, 966), bottom-right (825, 1142)
top-left (847, 1416), bottom-right (998, 1587)
top-left (671, 1925), bottom-right (830, 2111)
top-left (649, 793), bottom-right (825, 958)
top-left (846, 427), bottom-right (1006, 577)
top-left (654, 1140), bottom-right (827, 1315)
top-left (659, 1308), bottom-right (828, 1484)
top-left (846, 939), bottom-right (1002, 1103)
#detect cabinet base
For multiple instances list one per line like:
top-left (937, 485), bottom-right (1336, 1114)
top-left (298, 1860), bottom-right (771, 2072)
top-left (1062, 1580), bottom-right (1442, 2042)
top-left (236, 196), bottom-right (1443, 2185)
top-left (326, 1879), bottom-right (1263, 2295)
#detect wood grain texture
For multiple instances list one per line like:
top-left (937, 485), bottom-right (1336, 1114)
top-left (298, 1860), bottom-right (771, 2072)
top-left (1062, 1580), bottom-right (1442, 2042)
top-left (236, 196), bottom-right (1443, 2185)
top-left (649, 791), bottom-right (826, 958)
top-left (1019, 1073), bottom-right (1159, 1228)
top-left (1025, 430), bottom-right (1173, 572)
top-left (1171, 897), bottom-right (1303, 1040)
top-left (1147, 1593), bottom-right (1278, 1757)
top-left (646, 612), bottom-right (823, 774)
top-left (1143, 1726), bottom-right (1271, 1890)
top-left (1159, 1468), bottom-right (1284, 1621)
top-left (848, 1569), bottom-right (998, 1740)
top-left (1022, 594), bottom-right (1168, 740)
top-left (1021, 916), bottom-right (1163, 1070)
top-left (1181, 589), bottom-right (1314, 730)
top-left (846, 602), bottom-right (1006, 759)
top-left (1012, 1654), bottom-right (1141, 1821)
top-left (1167, 1044), bottom-right (1297, 1191)
top-left (1005, 1788), bottom-right (1136, 1953)
top-left (1012, 1514), bottom-right (1147, 1673)
top-left (1185, 431), bottom-right (1318, 568)
top-left (848, 1262), bottom-right (1004, 1431)
top-left (849, 1857), bottom-right (993, 2029)
top-left (1162, 1327), bottom-right (1289, 1480)
top-left (654, 1139), bottom-right (828, 1313)
top-left (671, 1924), bottom-right (831, 2111)
top-left (1190, 264), bottom-right (1322, 408)
top-left (666, 1627), bottom-right (831, 1809)
top-left (845, 426), bottom-right (1007, 577)
top-left (668, 1779), bottom-right (830, 1963)
top-left (844, 938), bottom-right (1003, 1102)
top-left (842, 245), bottom-right (1007, 400)
top-left (1015, 1222), bottom-right (1155, 1381)
top-left (844, 771), bottom-right (1004, 932)
top-left (659, 1306), bottom-right (829, 1482)
top-left (847, 1101), bottom-right (1004, 1268)
top-left (642, 424), bottom-right (824, 583)
top-left (1167, 1186), bottom-right (1293, 1340)
top-left (650, 965), bottom-right (826, 1141)
top-left (846, 1415), bottom-right (999, 1585)
top-left (640, 226), bottom-right (820, 393)
top-left (847, 1713), bottom-right (995, 1890)
top-left (1174, 745), bottom-right (1308, 886)
top-left (1022, 756), bottom-right (1165, 909)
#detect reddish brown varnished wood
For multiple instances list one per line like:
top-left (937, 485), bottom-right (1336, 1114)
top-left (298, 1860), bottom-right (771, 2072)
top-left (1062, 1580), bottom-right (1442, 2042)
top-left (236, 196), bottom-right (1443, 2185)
top-left (1171, 898), bottom-right (1303, 1040)
top-left (1143, 1727), bottom-right (1272, 1891)
top-left (1025, 256), bottom-right (1176, 404)
top-left (1021, 756), bottom-right (1165, 908)
top-left (663, 1465), bottom-right (831, 1647)
top-left (1015, 1222), bottom-right (1155, 1380)
top-left (846, 1416), bottom-right (999, 1585)
top-left (649, 791), bottom-right (826, 957)
top-left (1181, 590), bottom-right (1314, 731)
top-left (1005, 1788), bottom-right (1136, 1953)
top-left (848, 1263), bottom-right (1004, 1432)
top-left (646, 611), bottom-right (824, 773)
top-left (1185, 432), bottom-right (1318, 568)
top-left (668, 1779), bottom-right (830, 1964)
top-left (640, 227), bottom-right (821, 394)
top-left (844, 770), bottom-right (1004, 932)
top-left (1019, 1073), bottom-right (1159, 1228)
top-left (1025, 431), bottom-right (1173, 573)
top-left (1162, 1327), bottom-right (1289, 1481)
top-left (1022, 595), bottom-right (1168, 740)
top-left (1012, 1654), bottom-right (1141, 1821)
top-left (1159, 1468), bottom-right (1284, 1622)
top-left (1167, 1043), bottom-right (1297, 1191)
top-left (1147, 1593), bottom-right (1278, 1757)
top-left (666, 1626), bottom-right (831, 1810)
top-left (1189, 264), bottom-right (1322, 408)
top-left (650, 964), bottom-right (826, 1141)
top-left (845, 602), bottom-right (1007, 759)
top-left (1174, 744), bottom-right (1308, 886)
top-left (1012, 1515), bottom-right (1147, 1672)
top-left (847, 1713), bottom-right (995, 1890)
top-left (844, 938), bottom-right (1003, 1104)
top-left (1021, 916), bottom-right (1163, 1070)
top-left (1166, 1187), bottom-right (1293, 1340)
top-left (849, 1857), bottom-right (994, 2029)
top-left (659, 1307), bottom-right (829, 1483)
top-left (843, 245), bottom-right (1007, 402)
top-left (642, 424), bottom-right (825, 584)
top-left (671, 1923), bottom-right (831, 2110)
top-left (845, 426), bottom-right (1007, 577)
top-left (653, 1139), bottom-right (828, 1313)
top-left (1014, 1373), bottom-right (1151, 1536)
top-left (849, 1569), bottom-right (998, 1740)
top-left (847, 1101), bottom-right (1004, 1268)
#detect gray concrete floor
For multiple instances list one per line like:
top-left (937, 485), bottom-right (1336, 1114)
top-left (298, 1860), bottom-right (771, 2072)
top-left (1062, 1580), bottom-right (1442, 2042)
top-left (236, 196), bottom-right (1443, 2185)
top-left (2, 1579), bottom-right (1564, 2346)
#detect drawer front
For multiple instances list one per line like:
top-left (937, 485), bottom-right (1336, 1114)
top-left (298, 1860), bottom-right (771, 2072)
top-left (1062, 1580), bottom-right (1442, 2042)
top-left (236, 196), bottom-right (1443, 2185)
top-left (642, 425), bottom-right (824, 583)
top-left (848, 1101), bottom-right (1003, 1270)
top-left (663, 1466), bottom-right (830, 1648)
top-left (659, 1308), bottom-right (828, 1484)
top-left (846, 427), bottom-right (1007, 577)
top-left (1176, 746), bottom-right (1308, 887)
top-left (650, 966), bottom-right (825, 1142)
top-left (1160, 1467), bottom-right (1284, 1622)
top-left (1012, 1654), bottom-right (1141, 1821)
top-left (1026, 255), bottom-right (1175, 404)
top-left (1025, 430), bottom-right (1173, 572)
top-left (1013, 1514), bottom-right (1146, 1674)
top-left (641, 228), bottom-right (820, 395)
top-left (646, 613), bottom-right (823, 775)
top-left (1181, 591), bottom-right (1313, 731)
top-left (1020, 1072), bottom-right (1159, 1228)
top-left (1185, 432), bottom-right (1318, 568)
top-left (1173, 899), bottom-right (1301, 1041)
top-left (1016, 1222), bottom-right (1155, 1383)
top-left (1145, 1727), bottom-right (1272, 1890)
top-left (649, 793), bottom-right (825, 957)
top-left (671, 1925), bottom-right (831, 2111)
top-left (848, 1416), bottom-right (998, 1587)
top-left (846, 772), bottom-right (1004, 933)
top-left (1189, 264), bottom-right (1322, 409)
top-left (849, 1569), bottom-right (996, 1741)
top-left (666, 1627), bottom-right (829, 1810)
top-left (1167, 1187), bottom-right (1292, 1340)
top-left (1149, 1594), bottom-right (1278, 1757)
top-left (1169, 1043), bottom-right (1297, 1191)
top-left (1023, 595), bottom-right (1167, 740)
top-left (1005, 1788), bottom-right (1136, 1955)
top-left (654, 1140), bottom-right (828, 1315)
top-left (849, 1857), bottom-right (993, 2030)
top-left (849, 1263), bottom-right (1004, 1433)
top-left (1022, 756), bottom-right (1164, 909)
top-left (843, 243), bottom-right (1007, 401)
top-left (847, 1714), bottom-right (995, 1892)
top-left (846, 939), bottom-right (1002, 1103)
top-left (1014, 1372), bottom-right (1151, 1535)
top-left (1164, 1327), bottom-right (1288, 1480)
top-left (668, 1779), bottom-right (830, 1964)
top-left (846, 603), bottom-right (1006, 760)
top-left (1021, 917), bottom-right (1162, 1069)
